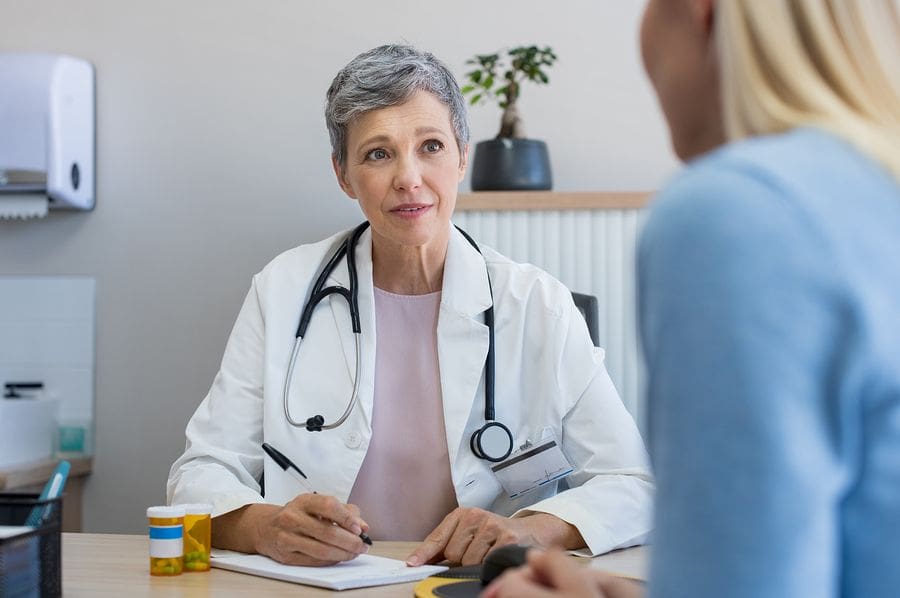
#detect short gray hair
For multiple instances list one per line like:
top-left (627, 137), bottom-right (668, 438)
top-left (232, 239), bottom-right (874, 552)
top-left (325, 44), bottom-right (470, 169)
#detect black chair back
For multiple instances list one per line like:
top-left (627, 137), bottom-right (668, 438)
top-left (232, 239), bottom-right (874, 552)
top-left (571, 292), bottom-right (600, 347)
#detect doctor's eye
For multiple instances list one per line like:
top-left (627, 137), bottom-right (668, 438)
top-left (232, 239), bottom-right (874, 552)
top-left (365, 148), bottom-right (390, 161)
top-left (422, 139), bottom-right (445, 154)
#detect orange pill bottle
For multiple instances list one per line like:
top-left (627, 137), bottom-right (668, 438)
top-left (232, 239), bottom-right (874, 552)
top-left (181, 503), bottom-right (212, 572)
top-left (147, 505), bottom-right (185, 576)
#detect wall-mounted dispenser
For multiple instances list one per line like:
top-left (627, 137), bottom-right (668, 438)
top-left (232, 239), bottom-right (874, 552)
top-left (0, 53), bottom-right (95, 219)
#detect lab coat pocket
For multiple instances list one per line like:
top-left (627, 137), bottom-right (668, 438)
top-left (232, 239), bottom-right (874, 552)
top-left (456, 468), bottom-right (503, 510)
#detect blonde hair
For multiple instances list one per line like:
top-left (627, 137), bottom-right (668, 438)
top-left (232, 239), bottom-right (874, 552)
top-left (717, 0), bottom-right (900, 179)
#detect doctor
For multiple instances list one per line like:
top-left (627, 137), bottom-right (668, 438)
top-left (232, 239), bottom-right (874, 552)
top-left (167, 44), bottom-right (653, 568)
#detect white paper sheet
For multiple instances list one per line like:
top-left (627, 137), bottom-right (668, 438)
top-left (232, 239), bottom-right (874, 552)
top-left (210, 550), bottom-right (448, 591)
top-left (0, 525), bottom-right (35, 539)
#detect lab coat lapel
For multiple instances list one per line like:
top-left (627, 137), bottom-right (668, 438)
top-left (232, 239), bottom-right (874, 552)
top-left (438, 227), bottom-right (493, 468)
top-left (326, 226), bottom-right (376, 431)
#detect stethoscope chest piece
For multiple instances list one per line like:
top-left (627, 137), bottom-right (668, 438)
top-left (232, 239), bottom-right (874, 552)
top-left (470, 421), bottom-right (514, 463)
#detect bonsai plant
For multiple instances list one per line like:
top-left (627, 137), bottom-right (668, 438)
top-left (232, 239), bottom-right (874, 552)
top-left (461, 46), bottom-right (558, 191)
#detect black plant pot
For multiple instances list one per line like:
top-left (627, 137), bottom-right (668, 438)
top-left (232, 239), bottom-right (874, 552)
top-left (470, 138), bottom-right (552, 191)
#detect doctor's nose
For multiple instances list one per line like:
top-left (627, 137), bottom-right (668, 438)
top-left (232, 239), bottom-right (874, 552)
top-left (392, 156), bottom-right (422, 192)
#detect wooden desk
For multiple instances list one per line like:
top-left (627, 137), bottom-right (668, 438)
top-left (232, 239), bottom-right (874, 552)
top-left (62, 533), bottom-right (647, 596)
top-left (0, 456), bottom-right (92, 532)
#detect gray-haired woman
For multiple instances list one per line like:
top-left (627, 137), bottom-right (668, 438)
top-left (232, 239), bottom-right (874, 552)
top-left (167, 44), bottom-right (653, 568)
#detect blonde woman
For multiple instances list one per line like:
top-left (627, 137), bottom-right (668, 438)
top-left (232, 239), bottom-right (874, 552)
top-left (484, 0), bottom-right (900, 597)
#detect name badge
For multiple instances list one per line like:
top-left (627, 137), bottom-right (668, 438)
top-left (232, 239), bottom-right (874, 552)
top-left (490, 436), bottom-right (574, 498)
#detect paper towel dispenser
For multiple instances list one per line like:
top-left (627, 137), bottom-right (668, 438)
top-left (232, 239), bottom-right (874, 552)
top-left (0, 53), bottom-right (95, 215)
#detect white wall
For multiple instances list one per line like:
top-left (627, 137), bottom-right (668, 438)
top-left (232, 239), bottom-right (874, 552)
top-left (0, 0), bottom-right (677, 533)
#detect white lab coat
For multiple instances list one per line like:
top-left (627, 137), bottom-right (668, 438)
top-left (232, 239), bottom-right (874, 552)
top-left (167, 226), bottom-right (653, 555)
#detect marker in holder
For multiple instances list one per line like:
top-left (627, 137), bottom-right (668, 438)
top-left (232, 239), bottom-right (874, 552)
top-left (147, 506), bottom-right (185, 576)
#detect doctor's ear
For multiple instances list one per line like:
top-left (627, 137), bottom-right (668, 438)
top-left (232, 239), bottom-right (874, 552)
top-left (332, 155), bottom-right (358, 199)
top-left (458, 144), bottom-right (469, 181)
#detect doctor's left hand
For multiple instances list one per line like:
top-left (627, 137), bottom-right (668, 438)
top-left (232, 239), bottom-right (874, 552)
top-left (405, 507), bottom-right (583, 567)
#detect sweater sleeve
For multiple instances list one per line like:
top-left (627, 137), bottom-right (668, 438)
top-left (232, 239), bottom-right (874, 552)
top-left (638, 162), bottom-right (851, 598)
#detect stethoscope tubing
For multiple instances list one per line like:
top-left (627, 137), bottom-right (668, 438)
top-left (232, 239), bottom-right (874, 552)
top-left (282, 222), bottom-right (511, 461)
top-left (454, 226), bottom-right (497, 422)
top-left (283, 332), bottom-right (362, 430)
top-left (284, 222), bottom-right (369, 431)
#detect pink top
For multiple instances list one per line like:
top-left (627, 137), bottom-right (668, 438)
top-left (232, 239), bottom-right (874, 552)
top-left (347, 287), bottom-right (458, 540)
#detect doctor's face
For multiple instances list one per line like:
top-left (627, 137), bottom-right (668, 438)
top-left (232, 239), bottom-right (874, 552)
top-left (333, 90), bottom-right (468, 256)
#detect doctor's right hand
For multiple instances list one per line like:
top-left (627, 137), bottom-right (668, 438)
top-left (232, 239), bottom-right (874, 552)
top-left (215, 495), bottom-right (370, 566)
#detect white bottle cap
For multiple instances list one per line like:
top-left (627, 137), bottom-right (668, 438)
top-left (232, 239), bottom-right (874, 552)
top-left (147, 505), bottom-right (185, 519)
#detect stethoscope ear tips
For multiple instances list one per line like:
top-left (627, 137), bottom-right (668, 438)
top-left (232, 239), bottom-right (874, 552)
top-left (306, 415), bottom-right (325, 432)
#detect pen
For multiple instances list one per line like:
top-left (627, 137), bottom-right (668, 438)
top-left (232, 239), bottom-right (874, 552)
top-left (261, 442), bottom-right (316, 494)
top-left (25, 460), bottom-right (70, 527)
top-left (261, 442), bottom-right (372, 546)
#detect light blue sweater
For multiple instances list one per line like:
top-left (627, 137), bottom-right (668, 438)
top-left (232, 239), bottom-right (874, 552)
top-left (638, 128), bottom-right (900, 598)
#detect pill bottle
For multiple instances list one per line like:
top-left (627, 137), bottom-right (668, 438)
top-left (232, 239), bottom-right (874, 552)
top-left (180, 503), bottom-right (213, 572)
top-left (147, 505), bottom-right (185, 576)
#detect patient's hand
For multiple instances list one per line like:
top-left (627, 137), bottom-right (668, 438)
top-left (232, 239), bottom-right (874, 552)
top-left (481, 549), bottom-right (645, 598)
top-left (406, 508), bottom-right (582, 567)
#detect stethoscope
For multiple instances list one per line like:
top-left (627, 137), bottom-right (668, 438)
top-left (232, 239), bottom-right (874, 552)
top-left (282, 221), bottom-right (514, 463)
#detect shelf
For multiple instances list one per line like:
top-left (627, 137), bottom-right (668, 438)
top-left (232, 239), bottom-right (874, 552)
top-left (0, 455), bottom-right (93, 490)
top-left (456, 191), bottom-right (652, 212)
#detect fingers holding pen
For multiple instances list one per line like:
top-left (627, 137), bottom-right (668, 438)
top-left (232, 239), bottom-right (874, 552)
top-left (338, 501), bottom-right (370, 537)
top-left (302, 495), bottom-right (372, 545)
top-left (294, 493), bottom-right (371, 543)
top-left (345, 502), bottom-right (373, 544)
top-left (256, 495), bottom-right (370, 566)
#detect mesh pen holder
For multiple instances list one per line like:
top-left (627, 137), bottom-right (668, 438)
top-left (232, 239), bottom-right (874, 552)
top-left (0, 493), bottom-right (63, 598)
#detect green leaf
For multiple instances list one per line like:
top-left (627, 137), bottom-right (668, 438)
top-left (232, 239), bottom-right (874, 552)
top-left (478, 53), bottom-right (499, 67)
top-left (463, 45), bottom-right (557, 106)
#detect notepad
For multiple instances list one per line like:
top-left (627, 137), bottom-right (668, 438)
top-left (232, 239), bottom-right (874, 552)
top-left (210, 550), bottom-right (448, 591)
